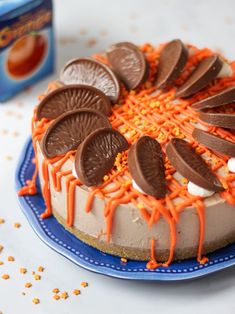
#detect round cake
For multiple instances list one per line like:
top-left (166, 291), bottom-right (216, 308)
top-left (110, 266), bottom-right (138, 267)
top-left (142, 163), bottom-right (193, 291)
top-left (19, 40), bottom-right (235, 268)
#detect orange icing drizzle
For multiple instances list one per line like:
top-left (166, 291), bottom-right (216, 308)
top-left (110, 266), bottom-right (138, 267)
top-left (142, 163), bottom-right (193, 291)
top-left (19, 44), bottom-right (235, 269)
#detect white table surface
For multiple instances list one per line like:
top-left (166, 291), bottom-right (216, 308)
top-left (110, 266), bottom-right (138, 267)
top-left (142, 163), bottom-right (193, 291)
top-left (1, 0), bottom-right (235, 313)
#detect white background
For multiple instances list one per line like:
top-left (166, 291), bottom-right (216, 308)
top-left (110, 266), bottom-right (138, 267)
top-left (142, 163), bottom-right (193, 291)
top-left (1, 0), bottom-right (235, 313)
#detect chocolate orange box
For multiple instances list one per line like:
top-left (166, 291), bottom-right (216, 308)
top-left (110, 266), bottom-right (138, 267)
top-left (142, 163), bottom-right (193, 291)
top-left (0, 0), bottom-right (54, 101)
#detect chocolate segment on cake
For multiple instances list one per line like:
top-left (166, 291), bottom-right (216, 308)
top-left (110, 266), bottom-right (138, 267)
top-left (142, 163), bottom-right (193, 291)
top-left (192, 86), bottom-right (235, 111)
top-left (155, 39), bottom-right (188, 89)
top-left (60, 57), bottom-right (120, 103)
top-left (199, 111), bottom-right (235, 129)
top-left (176, 55), bottom-right (223, 98)
top-left (166, 138), bottom-right (223, 192)
top-left (107, 42), bottom-right (149, 90)
top-left (192, 128), bottom-right (235, 157)
top-left (37, 84), bottom-right (112, 119)
top-left (128, 136), bottom-right (166, 198)
top-left (42, 109), bottom-right (111, 158)
top-left (75, 128), bottom-right (129, 186)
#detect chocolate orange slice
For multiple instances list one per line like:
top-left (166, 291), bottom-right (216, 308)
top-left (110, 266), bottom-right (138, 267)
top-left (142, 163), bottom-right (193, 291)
top-left (176, 55), bottom-right (222, 98)
top-left (156, 39), bottom-right (188, 89)
top-left (192, 128), bottom-right (235, 157)
top-left (128, 136), bottom-right (166, 198)
top-left (60, 58), bottom-right (120, 103)
top-left (37, 85), bottom-right (111, 120)
top-left (75, 128), bottom-right (129, 186)
top-left (166, 138), bottom-right (223, 192)
top-left (199, 111), bottom-right (235, 129)
top-left (42, 109), bottom-right (111, 158)
top-left (107, 42), bottom-right (149, 90)
top-left (192, 86), bottom-right (235, 111)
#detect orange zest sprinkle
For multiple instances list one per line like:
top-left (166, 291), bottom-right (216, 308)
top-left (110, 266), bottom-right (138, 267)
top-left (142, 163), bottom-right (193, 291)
top-left (53, 294), bottom-right (60, 300)
top-left (25, 282), bottom-right (32, 288)
top-left (121, 257), bottom-right (127, 263)
top-left (38, 266), bottom-right (44, 272)
top-left (14, 222), bottom-right (21, 228)
top-left (0, 261), bottom-right (4, 266)
top-left (0, 245), bottom-right (4, 252)
top-left (73, 289), bottom-right (81, 295)
top-left (7, 256), bottom-right (15, 262)
top-left (2, 274), bottom-right (10, 280)
top-left (0, 218), bottom-right (5, 224)
top-left (32, 298), bottom-right (40, 304)
top-left (61, 291), bottom-right (69, 299)
top-left (52, 288), bottom-right (60, 293)
top-left (20, 268), bottom-right (27, 274)
top-left (34, 274), bottom-right (41, 280)
top-left (81, 281), bottom-right (88, 288)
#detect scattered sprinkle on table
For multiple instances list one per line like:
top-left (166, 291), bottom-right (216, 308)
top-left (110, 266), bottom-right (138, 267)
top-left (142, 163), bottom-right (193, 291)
top-left (53, 294), bottom-right (60, 301)
top-left (14, 222), bottom-right (21, 228)
top-left (2, 274), bottom-right (10, 280)
top-left (52, 288), bottom-right (60, 294)
top-left (20, 268), bottom-right (27, 274)
top-left (25, 282), bottom-right (32, 288)
top-left (61, 291), bottom-right (69, 299)
top-left (81, 281), bottom-right (88, 288)
top-left (0, 219), bottom-right (5, 224)
top-left (7, 256), bottom-right (15, 262)
top-left (34, 274), bottom-right (41, 281)
top-left (38, 266), bottom-right (44, 272)
top-left (32, 298), bottom-right (40, 304)
top-left (0, 261), bottom-right (4, 266)
top-left (0, 245), bottom-right (4, 252)
top-left (73, 289), bottom-right (81, 296)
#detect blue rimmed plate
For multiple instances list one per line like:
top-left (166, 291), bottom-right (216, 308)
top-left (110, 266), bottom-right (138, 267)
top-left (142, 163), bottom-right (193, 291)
top-left (15, 138), bottom-right (235, 281)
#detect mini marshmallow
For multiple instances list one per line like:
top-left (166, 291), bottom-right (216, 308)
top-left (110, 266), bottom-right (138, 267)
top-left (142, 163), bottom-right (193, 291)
top-left (132, 179), bottom-right (146, 194)
top-left (187, 181), bottom-right (214, 198)
top-left (227, 157), bottom-right (235, 173)
top-left (217, 60), bottom-right (233, 78)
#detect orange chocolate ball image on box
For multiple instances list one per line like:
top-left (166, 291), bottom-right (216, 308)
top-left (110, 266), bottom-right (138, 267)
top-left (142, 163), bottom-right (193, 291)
top-left (6, 33), bottom-right (47, 79)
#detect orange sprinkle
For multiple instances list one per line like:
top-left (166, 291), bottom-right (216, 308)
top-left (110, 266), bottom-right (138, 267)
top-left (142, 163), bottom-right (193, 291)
top-left (7, 256), bottom-right (14, 262)
top-left (121, 257), bottom-right (127, 263)
top-left (53, 294), bottom-right (60, 300)
top-left (2, 274), bottom-right (10, 280)
top-left (81, 282), bottom-right (88, 288)
top-left (32, 298), bottom-right (40, 304)
top-left (0, 261), bottom-right (4, 265)
top-left (0, 218), bottom-right (5, 224)
top-left (52, 288), bottom-right (60, 294)
top-left (61, 291), bottom-right (68, 299)
top-left (14, 223), bottom-right (21, 228)
top-left (0, 245), bottom-right (4, 252)
top-left (73, 289), bottom-right (81, 295)
top-left (38, 266), bottom-right (44, 272)
top-left (34, 274), bottom-right (41, 281)
top-left (20, 268), bottom-right (27, 274)
top-left (25, 282), bottom-right (32, 288)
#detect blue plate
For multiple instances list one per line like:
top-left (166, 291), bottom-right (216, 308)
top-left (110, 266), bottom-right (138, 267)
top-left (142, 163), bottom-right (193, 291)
top-left (15, 138), bottom-right (235, 281)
